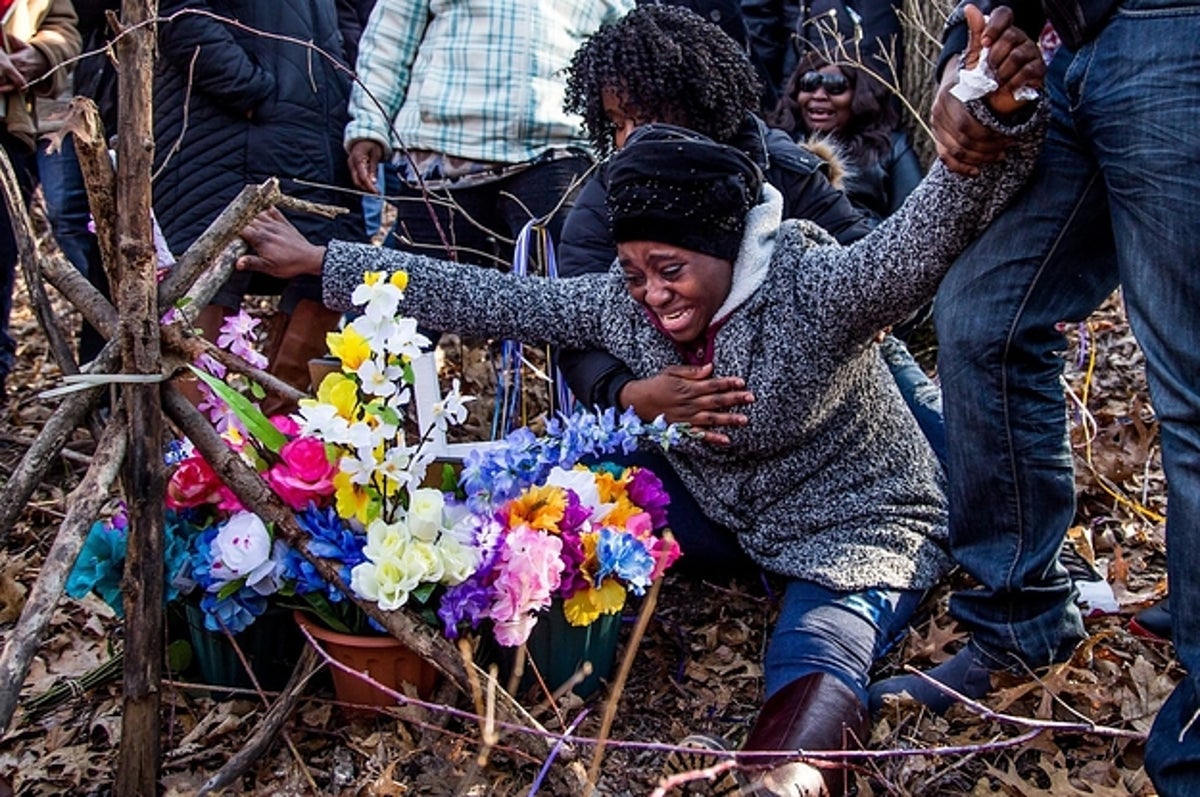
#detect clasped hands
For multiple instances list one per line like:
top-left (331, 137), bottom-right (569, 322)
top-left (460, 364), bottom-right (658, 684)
top-left (935, 3), bottom-right (1047, 175)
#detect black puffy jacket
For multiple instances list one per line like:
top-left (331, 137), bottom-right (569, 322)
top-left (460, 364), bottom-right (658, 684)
top-left (152, 0), bottom-right (365, 259)
top-left (556, 114), bottom-right (873, 409)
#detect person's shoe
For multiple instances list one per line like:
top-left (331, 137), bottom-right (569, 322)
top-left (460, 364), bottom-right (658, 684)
top-left (660, 733), bottom-right (741, 795)
top-left (1130, 598), bottom-right (1171, 642)
top-left (868, 644), bottom-right (998, 715)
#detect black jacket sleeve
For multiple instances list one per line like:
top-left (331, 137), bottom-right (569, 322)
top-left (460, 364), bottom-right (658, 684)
top-left (884, 132), bottom-right (925, 218)
top-left (555, 172), bottom-right (637, 409)
top-left (763, 127), bottom-right (873, 245)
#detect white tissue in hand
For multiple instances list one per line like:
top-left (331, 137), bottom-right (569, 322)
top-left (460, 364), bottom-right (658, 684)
top-left (950, 46), bottom-right (999, 102)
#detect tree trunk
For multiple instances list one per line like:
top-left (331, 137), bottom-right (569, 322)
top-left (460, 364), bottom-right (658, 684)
top-left (114, 2), bottom-right (164, 795)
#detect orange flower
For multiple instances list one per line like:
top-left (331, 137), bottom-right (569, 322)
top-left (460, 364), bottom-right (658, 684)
top-left (506, 484), bottom-right (566, 532)
top-left (593, 469), bottom-right (629, 504)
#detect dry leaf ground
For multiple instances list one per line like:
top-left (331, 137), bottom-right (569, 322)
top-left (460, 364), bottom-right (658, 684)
top-left (0, 256), bottom-right (1174, 795)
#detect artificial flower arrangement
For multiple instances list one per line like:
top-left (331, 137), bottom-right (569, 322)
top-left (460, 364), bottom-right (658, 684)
top-left (69, 269), bottom-right (684, 655)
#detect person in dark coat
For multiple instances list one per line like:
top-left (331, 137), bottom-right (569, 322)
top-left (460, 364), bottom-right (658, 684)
top-left (153, 0), bottom-right (366, 411)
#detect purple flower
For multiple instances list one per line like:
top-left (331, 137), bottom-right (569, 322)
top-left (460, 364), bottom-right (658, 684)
top-left (627, 467), bottom-right (671, 529)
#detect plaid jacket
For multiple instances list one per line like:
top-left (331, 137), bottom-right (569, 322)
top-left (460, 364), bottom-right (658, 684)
top-left (344, 0), bottom-right (632, 163)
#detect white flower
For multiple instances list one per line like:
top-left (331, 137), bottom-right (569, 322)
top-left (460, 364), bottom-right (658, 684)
top-left (363, 517), bottom-right (411, 559)
top-left (345, 419), bottom-right (382, 452)
top-left (405, 538), bottom-right (445, 584)
top-left (297, 402), bottom-right (351, 444)
top-left (351, 278), bottom-right (403, 320)
top-left (348, 312), bottom-right (395, 347)
top-left (210, 511), bottom-right (272, 583)
top-left (406, 488), bottom-right (445, 541)
top-left (430, 379), bottom-right (474, 431)
top-left (384, 317), bottom-right (431, 361)
top-left (356, 357), bottom-right (405, 398)
top-left (245, 539), bottom-right (291, 596)
top-left (376, 444), bottom-right (418, 489)
top-left (350, 559), bottom-right (411, 611)
top-left (438, 538), bottom-right (481, 585)
top-left (339, 452), bottom-right (375, 486)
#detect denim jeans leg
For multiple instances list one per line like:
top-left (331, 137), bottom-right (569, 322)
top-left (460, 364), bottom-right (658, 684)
top-left (934, 48), bottom-right (1119, 669)
top-left (37, 136), bottom-right (108, 364)
top-left (879, 334), bottom-right (945, 470)
top-left (764, 580), bottom-right (923, 704)
top-left (1076, 0), bottom-right (1200, 785)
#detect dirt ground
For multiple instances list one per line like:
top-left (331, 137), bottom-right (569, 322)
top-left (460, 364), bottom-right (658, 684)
top-left (0, 259), bottom-right (1173, 795)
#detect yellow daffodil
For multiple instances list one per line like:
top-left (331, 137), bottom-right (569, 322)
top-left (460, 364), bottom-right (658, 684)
top-left (334, 470), bottom-right (375, 526)
top-left (326, 325), bottom-right (372, 372)
top-left (316, 372), bottom-right (360, 420)
top-left (389, 270), bottom-right (409, 291)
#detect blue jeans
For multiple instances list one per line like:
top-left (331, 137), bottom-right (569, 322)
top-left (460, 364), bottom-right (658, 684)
top-left (934, 0), bottom-right (1200, 788)
top-left (38, 136), bottom-right (108, 365)
top-left (879, 334), bottom-right (946, 470)
top-left (765, 581), bottom-right (923, 704)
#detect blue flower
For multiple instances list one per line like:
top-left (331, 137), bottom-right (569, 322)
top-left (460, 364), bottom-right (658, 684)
top-left (199, 587), bottom-right (267, 635)
top-left (66, 521), bottom-right (128, 616)
top-left (594, 528), bottom-right (655, 596)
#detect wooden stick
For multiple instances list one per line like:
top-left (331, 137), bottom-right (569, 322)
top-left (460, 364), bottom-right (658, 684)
top-left (585, 532), bottom-right (675, 794)
top-left (156, 179), bottom-right (280, 311)
top-left (0, 407), bottom-right (128, 734)
top-left (114, 1), bottom-right (165, 792)
top-left (61, 97), bottom-right (119, 291)
top-left (192, 645), bottom-right (322, 797)
top-left (0, 342), bottom-right (117, 545)
top-left (40, 249), bottom-right (120, 340)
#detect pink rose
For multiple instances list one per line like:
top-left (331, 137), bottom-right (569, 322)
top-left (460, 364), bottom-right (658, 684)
top-left (166, 456), bottom-right (225, 509)
top-left (270, 414), bottom-right (302, 438)
top-left (265, 437), bottom-right (336, 509)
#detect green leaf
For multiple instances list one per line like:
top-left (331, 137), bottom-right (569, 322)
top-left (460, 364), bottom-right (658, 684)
top-left (411, 581), bottom-right (437, 604)
top-left (439, 463), bottom-right (458, 494)
top-left (216, 577), bottom-right (246, 601)
top-left (250, 381), bottom-right (266, 400)
top-left (295, 592), bottom-right (353, 634)
top-left (188, 365), bottom-right (287, 453)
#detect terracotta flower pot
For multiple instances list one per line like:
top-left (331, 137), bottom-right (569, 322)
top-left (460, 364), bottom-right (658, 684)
top-left (294, 611), bottom-right (439, 707)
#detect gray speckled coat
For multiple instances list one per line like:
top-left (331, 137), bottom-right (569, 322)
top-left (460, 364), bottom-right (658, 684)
top-left (322, 103), bottom-right (1043, 593)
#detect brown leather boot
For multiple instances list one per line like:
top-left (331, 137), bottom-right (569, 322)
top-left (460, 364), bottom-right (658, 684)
top-left (740, 672), bottom-right (870, 797)
top-left (259, 299), bottom-right (343, 416)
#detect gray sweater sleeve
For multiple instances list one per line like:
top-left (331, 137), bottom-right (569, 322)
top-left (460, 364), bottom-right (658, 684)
top-left (794, 99), bottom-right (1046, 348)
top-left (321, 241), bottom-right (613, 349)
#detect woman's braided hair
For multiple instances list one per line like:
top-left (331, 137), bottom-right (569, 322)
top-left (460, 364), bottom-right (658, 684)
top-left (564, 4), bottom-right (761, 159)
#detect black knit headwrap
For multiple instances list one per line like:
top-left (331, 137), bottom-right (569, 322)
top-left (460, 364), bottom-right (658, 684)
top-left (606, 125), bottom-right (763, 262)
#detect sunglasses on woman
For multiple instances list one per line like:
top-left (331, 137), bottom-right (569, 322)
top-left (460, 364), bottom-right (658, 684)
top-left (797, 71), bottom-right (850, 96)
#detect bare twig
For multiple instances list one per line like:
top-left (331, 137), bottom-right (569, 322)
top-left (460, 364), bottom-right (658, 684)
top-left (192, 645), bottom-right (323, 797)
top-left (585, 531), bottom-right (674, 794)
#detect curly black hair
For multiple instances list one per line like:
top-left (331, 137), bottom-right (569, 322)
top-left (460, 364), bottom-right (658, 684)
top-left (767, 50), bottom-right (899, 167)
top-left (564, 4), bottom-right (761, 159)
